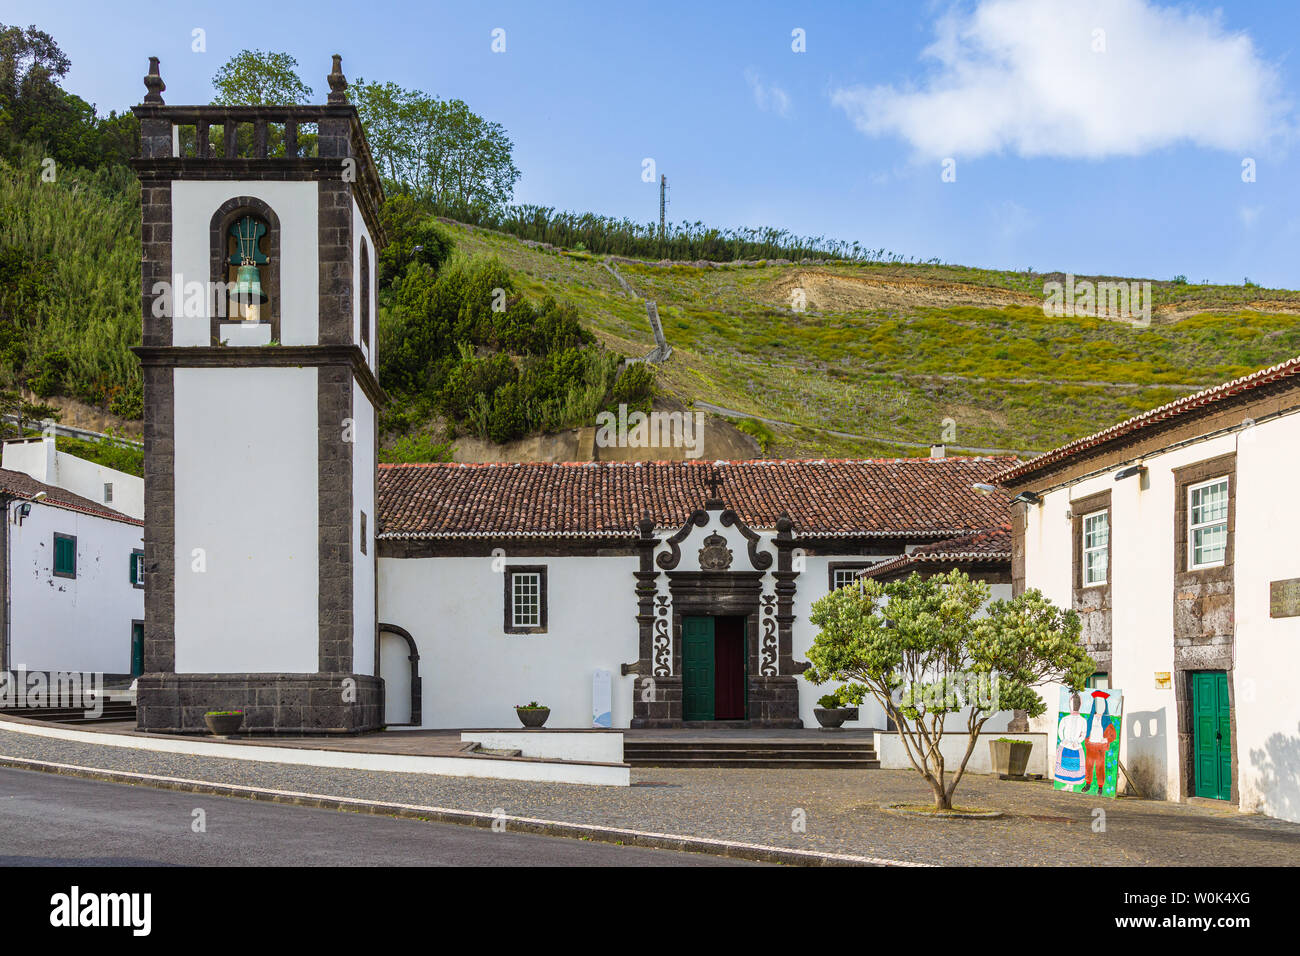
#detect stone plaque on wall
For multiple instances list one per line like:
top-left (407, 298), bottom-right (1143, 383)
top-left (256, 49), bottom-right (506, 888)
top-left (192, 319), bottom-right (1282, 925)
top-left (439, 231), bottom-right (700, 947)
top-left (1269, 578), bottom-right (1300, 618)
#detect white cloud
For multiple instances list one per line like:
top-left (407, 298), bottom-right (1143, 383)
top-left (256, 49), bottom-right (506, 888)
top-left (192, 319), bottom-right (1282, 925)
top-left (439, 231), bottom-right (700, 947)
top-left (745, 68), bottom-right (792, 118)
top-left (831, 0), bottom-right (1290, 159)
top-left (1238, 204), bottom-right (1263, 227)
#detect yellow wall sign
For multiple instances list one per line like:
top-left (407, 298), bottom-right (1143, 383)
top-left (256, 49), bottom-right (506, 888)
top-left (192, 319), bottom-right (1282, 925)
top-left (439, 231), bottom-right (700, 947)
top-left (1154, 672), bottom-right (1172, 689)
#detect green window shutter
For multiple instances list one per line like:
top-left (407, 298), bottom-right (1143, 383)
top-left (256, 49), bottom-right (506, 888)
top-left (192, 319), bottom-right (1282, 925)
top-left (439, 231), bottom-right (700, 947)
top-left (130, 552), bottom-right (139, 585)
top-left (54, 535), bottom-right (76, 577)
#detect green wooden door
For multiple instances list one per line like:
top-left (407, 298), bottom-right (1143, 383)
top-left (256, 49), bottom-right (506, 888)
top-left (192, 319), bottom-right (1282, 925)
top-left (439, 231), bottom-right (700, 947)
top-left (1193, 671), bottom-right (1231, 800)
top-left (682, 616), bottom-right (715, 721)
top-left (130, 622), bottom-right (144, 677)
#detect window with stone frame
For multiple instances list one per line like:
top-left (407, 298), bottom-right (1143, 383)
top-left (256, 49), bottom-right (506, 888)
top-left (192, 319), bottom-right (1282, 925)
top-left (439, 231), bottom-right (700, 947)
top-left (504, 566), bottom-right (548, 634)
top-left (1081, 509), bottom-right (1109, 586)
top-left (1188, 477), bottom-right (1229, 570)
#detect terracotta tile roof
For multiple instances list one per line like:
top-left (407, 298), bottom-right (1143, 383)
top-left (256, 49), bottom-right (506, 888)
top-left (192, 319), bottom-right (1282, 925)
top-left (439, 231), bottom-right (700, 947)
top-left (0, 467), bottom-right (142, 526)
top-left (860, 524), bottom-right (1013, 579)
top-left (994, 354), bottom-right (1300, 485)
top-left (377, 457), bottom-right (1015, 539)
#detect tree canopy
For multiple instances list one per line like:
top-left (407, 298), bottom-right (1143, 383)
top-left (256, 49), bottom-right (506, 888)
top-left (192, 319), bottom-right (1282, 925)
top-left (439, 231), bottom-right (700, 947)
top-left (805, 570), bottom-right (1093, 810)
top-left (210, 49), bottom-right (314, 106)
top-left (351, 79), bottom-right (520, 211)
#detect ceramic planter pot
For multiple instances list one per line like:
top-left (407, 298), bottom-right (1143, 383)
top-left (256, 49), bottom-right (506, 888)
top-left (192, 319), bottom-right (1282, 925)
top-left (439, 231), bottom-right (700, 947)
top-left (204, 712), bottom-right (244, 736)
top-left (990, 738), bottom-right (1033, 777)
top-left (516, 707), bottom-right (550, 728)
top-left (814, 707), bottom-right (846, 729)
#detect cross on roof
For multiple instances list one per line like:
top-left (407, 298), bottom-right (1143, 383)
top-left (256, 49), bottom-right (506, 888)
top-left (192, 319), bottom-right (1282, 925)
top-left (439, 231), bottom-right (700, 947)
top-left (705, 471), bottom-right (723, 500)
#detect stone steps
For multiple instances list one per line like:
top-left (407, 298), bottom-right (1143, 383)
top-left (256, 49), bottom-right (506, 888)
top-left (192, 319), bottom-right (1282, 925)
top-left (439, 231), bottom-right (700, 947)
top-left (0, 702), bottom-right (137, 724)
top-left (625, 739), bottom-right (880, 769)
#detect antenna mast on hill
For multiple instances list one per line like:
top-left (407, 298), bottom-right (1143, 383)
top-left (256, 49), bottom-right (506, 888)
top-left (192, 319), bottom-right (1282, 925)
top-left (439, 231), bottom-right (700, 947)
top-left (658, 174), bottom-right (669, 241)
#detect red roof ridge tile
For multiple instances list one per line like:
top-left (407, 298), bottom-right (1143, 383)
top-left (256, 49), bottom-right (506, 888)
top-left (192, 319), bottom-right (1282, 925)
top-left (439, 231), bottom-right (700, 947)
top-left (994, 353), bottom-right (1300, 485)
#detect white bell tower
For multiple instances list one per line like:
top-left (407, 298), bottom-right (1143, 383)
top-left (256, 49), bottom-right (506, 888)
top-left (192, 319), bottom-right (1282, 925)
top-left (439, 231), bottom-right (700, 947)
top-left (131, 55), bottom-right (385, 734)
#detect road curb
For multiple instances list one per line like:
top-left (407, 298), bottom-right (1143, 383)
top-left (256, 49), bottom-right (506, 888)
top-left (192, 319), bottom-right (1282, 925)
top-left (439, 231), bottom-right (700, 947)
top-left (0, 754), bottom-right (924, 867)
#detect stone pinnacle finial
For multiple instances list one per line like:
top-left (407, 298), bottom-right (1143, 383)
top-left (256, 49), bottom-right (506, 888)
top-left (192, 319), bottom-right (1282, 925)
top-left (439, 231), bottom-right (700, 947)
top-left (327, 54), bottom-right (348, 103)
top-left (143, 56), bottom-right (165, 104)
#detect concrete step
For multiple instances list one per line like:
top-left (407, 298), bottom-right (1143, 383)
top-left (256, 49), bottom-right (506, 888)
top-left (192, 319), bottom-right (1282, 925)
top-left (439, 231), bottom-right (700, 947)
top-left (631, 757), bottom-right (882, 769)
top-left (625, 738), bottom-right (881, 768)
top-left (0, 704), bottom-right (137, 723)
top-left (626, 748), bottom-right (877, 760)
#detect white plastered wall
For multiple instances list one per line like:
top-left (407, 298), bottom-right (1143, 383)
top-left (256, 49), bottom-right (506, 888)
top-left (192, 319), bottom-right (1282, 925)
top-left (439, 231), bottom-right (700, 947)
top-left (1022, 420), bottom-right (1300, 822)
top-left (378, 553), bottom-right (640, 728)
top-left (170, 180), bottom-right (319, 346)
top-left (352, 380), bottom-right (376, 676)
top-left (6, 503), bottom-right (144, 673)
top-left (173, 367), bottom-right (319, 673)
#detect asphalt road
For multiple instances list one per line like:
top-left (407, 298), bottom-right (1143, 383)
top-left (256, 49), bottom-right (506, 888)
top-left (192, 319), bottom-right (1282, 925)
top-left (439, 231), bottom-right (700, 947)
top-left (0, 767), bottom-right (755, 866)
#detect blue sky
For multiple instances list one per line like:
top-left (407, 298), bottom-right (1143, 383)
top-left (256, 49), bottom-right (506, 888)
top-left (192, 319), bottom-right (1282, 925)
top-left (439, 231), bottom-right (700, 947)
top-left (9, 0), bottom-right (1300, 287)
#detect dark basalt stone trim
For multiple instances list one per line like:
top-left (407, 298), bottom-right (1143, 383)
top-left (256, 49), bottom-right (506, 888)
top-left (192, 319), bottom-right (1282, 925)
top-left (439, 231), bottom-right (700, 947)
top-left (318, 364), bottom-right (354, 673)
top-left (0, 495), bottom-right (7, 671)
top-left (656, 510), bottom-right (708, 570)
top-left (136, 673), bottom-right (383, 735)
top-left (209, 196), bottom-right (281, 344)
top-left (378, 623), bottom-right (421, 726)
top-left (377, 538), bottom-right (638, 559)
top-left (142, 364), bottom-right (175, 673)
top-left (141, 179), bottom-right (172, 347)
top-left (132, 345), bottom-right (386, 408)
top-left (1070, 488), bottom-right (1113, 664)
top-left (719, 509), bottom-right (773, 570)
top-left (1169, 453), bottom-right (1237, 804)
top-left (503, 565), bottom-right (548, 634)
top-left (318, 178), bottom-right (354, 346)
top-left (1011, 503), bottom-right (1027, 596)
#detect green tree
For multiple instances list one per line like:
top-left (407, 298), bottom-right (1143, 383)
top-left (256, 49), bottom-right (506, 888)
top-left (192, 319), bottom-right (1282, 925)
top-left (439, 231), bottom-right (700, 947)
top-left (211, 50), bottom-right (313, 105)
top-left (352, 79), bottom-right (520, 212)
top-left (805, 569), bottom-right (1093, 811)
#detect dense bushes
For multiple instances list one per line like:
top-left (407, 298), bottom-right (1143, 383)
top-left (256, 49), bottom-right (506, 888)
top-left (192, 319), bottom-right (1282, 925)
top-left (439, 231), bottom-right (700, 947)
top-left (378, 244), bottom-right (653, 446)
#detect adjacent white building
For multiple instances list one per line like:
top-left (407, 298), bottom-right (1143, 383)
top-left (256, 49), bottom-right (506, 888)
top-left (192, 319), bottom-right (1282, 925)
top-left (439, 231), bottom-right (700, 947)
top-left (998, 357), bottom-right (1300, 823)
top-left (376, 457), bottom-right (1012, 730)
top-left (0, 467), bottom-right (144, 678)
top-left (2, 435), bottom-right (143, 521)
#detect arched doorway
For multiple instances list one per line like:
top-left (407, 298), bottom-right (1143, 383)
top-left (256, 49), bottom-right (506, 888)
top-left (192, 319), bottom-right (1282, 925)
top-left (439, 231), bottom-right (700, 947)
top-left (378, 624), bottom-right (421, 726)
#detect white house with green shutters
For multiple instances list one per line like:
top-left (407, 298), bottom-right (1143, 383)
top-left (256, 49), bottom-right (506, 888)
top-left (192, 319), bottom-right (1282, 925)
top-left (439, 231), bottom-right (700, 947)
top-left (0, 465), bottom-right (145, 680)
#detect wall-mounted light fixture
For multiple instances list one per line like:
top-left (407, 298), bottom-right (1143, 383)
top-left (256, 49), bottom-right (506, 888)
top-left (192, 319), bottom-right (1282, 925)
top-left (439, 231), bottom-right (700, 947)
top-left (1115, 464), bottom-right (1146, 481)
top-left (1011, 491), bottom-right (1040, 505)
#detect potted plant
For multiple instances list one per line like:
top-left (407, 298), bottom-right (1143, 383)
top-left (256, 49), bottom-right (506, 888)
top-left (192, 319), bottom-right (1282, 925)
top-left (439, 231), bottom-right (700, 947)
top-left (515, 701), bottom-right (550, 728)
top-left (813, 694), bottom-right (847, 729)
top-left (204, 710), bottom-right (244, 736)
top-left (990, 737), bottom-right (1034, 778)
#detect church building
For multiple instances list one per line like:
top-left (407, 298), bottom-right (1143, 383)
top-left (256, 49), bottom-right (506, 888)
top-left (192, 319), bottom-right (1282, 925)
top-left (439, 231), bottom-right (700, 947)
top-left (126, 56), bottom-right (1013, 736)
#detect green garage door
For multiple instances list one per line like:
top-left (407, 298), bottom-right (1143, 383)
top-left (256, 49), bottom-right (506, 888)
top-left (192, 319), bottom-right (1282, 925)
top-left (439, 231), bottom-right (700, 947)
top-left (682, 616), bottom-right (714, 721)
top-left (1192, 671), bottom-right (1231, 800)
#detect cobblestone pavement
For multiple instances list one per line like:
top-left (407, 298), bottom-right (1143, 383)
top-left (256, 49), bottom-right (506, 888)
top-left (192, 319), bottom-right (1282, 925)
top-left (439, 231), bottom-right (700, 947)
top-left (2, 728), bottom-right (1297, 865)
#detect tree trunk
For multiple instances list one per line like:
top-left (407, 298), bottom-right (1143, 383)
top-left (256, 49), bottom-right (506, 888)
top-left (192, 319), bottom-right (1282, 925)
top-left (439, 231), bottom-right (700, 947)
top-left (930, 779), bottom-right (952, 811)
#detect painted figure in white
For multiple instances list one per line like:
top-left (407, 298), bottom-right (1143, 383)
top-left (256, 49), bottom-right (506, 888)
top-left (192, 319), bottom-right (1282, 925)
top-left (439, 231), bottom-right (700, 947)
top-left (1055, 691), bottom-right (1087, 787)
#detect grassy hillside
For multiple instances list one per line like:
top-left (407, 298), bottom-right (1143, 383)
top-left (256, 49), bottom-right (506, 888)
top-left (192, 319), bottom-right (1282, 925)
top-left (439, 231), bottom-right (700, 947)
top-left (5, 151), bottom-right (1299, 461)
top-left (444, 220), bottom-right (1300, 457)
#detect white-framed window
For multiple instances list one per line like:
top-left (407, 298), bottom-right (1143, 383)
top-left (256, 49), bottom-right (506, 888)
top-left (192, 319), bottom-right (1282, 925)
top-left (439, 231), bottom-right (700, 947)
top-left (1081, 509), bottom-right (1109, 586)
top-left (103, 482), bottom-right (113, 503)
top-left (506, 567), bottom-right (546, 633)
top-left (1188, 477), bottom-right (1229, 569)
top-left (832, 567), bottom-right (861, 590)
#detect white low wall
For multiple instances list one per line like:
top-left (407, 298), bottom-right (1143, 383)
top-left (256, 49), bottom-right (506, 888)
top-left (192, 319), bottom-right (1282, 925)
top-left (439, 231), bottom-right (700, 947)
top-left (0, 717), bottom-right (629, 786)
top-left (874, 731), bottom-right (1049, 776)
top-left (461, 731), bottom-right (624, 764)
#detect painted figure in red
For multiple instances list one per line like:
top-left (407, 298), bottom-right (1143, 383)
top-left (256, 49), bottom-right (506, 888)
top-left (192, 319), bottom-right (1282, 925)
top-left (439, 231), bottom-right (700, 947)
top-left (1082, 690), bottom-right (1117, 794)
